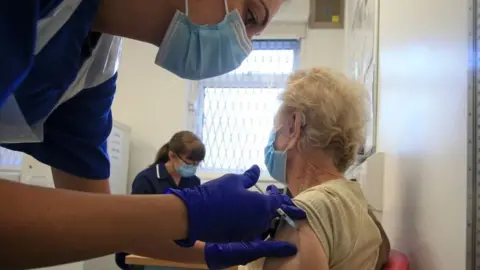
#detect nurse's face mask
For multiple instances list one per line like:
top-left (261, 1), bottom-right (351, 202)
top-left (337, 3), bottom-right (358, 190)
top-left (173, 153), bottom-right (199, 177)
top-left (155, 0), bottom-right (252, 80)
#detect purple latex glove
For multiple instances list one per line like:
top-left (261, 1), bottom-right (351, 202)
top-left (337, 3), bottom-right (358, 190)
top-left (266, 185), bottom-right (306, 220)
top-left (205, 240), bottom-right (297, 270)
top-left (166, 165), bottom-right (306, 245)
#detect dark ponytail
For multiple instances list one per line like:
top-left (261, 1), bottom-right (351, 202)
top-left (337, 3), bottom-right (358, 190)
top-left (152, 143), bottom-right (170, 165)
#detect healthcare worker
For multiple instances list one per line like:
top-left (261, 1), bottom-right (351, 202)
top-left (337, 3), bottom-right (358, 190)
top-left (0, 0), bottom-right (306, 269)
top-left (116, 131), bottom-right (205, 269)
top-left (132, 131), bottom-right (205, 195)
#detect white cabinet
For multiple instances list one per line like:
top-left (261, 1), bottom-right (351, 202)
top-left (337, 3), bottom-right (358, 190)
top-left (107, 121), bottom-right (131, 195)
top-left (0, 147), bottom-right (23, 182)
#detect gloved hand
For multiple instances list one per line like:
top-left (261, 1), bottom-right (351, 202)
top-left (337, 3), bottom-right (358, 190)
top-left (204, 240), bottom-right (297, 270)
top-left (257, 185), bottom-right (301, 240)
top-left (265, 185), bottom-right (302, 216)
top-left (258, 216), bottom-right (281, 240)
top-left (166, 165), bottom-right (306, 244)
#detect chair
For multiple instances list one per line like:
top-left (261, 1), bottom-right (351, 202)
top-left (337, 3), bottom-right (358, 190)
top-left (384, 250), bottom-right (409, 270)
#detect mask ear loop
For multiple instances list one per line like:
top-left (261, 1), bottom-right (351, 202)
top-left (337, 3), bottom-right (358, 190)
top-left (280, 144), bottom-right (288, 192)
top-left (184, 0), bottom-right (189, 15)
top-left (223, 0), bottom-right (229, 14)
top-left (175, 153), bottom-right (187, 166)
top-left (282, 112), bottom-right (305, 189)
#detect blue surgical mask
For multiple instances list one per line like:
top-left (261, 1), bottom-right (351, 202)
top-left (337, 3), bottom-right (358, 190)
top-left (178, 162), bottom-right (198, 177)
top-left (264, 132), bottom-right (287, 184)
top-left (155, 0), bottom-right (252, 80)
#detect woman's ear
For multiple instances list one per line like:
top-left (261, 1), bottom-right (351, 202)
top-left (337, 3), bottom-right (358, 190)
top-left (168, 151), bottom-right (176, 161)
top-left (285, 112), bottom-right (303, 151)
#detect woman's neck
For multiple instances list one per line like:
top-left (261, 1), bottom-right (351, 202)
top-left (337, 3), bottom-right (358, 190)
top-left (92, 0), bottom-right (180, 46)
top-left (164, 161), bottom-right (181, 184)
top-left (287, 159), bottom-right (344, 197)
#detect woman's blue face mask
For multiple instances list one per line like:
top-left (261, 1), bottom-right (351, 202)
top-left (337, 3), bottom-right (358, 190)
top-left (178, 162), bottom-right (198, 177)
top-left (174, 153), bottom-right (199, 177)
top-left (264, 132), bottom-right (287, 184)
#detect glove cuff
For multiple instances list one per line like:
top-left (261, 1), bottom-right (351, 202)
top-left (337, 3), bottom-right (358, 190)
top-left (204, 243), bottom-right (223, 270)
top-left (165, 188), bottom-right (198, 246)
top-left (174, 239), bottom-right (196, 247)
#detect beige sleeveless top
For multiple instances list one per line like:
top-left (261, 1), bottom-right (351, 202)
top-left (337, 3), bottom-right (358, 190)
top-left (245, 179), bottom-right (382, 270)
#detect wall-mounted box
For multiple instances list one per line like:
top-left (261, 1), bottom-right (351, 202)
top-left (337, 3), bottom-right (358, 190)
top-left (309, 0), bottom-right (345, 29)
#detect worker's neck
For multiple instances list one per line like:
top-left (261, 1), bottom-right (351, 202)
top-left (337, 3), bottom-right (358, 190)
top-left (170, 173), bottom-right (182, 185)
top-left (92, 0), bottom-right (181, 46)
top-left (165, 162), bottom-right (182, 184)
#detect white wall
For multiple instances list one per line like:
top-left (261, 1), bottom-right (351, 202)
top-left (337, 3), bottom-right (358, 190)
top-left (112, 41), bottom-right (188, 183)
top-left (112, 28), bottom-right (345, 184)
top-left (301, 29), bottom-right (345, 71)
top-left (376, 0), bottom-right (468, 269)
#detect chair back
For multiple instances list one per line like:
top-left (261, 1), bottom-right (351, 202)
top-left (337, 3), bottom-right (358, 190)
top-left (384, 250), bottom-right (409, 270)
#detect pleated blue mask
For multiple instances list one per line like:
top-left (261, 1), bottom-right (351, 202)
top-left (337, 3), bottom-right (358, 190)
top-left (264, 132), bottom-right (287, 184)
top-left (178, 162), bottom-right (198, 177)
top-left (155, 0), bottom-right (252, 80)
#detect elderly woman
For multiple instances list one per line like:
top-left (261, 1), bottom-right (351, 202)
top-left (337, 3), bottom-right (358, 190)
top-left (247, 68), bottom-right (390, 270)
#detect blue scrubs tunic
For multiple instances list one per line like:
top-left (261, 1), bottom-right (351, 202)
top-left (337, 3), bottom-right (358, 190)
top-left (0, 0), bottom-right (118, 179)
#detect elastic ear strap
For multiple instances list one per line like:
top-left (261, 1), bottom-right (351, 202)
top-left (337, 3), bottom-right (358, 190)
top-left (185, 0), bottom-right (189, 15)
top-left (224, 0), bottom-right (229, 14)
top-left (294, 111), bottom-right (306, 126)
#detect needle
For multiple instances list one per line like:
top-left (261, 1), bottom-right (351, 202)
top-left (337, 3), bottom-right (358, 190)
top-left (254, 184), bottom-right (299, 230)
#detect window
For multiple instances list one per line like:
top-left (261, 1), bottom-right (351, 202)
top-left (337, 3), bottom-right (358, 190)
top-left (0, 147), bottom-right (23, 171)
top-left (190, 40), bottom-right (300, 176)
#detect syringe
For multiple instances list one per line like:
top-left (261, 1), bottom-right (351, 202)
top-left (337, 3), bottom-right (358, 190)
top-left (254, 184), bottom-right (299, 231)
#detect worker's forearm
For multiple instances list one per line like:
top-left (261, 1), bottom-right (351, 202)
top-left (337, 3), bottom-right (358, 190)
top-left (0, 179), bottom-right (188, 269)
top-left (130, 241), bottom-right (206, 265)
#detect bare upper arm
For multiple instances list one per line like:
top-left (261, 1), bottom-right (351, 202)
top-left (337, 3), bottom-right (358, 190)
top-left (263, 220), bottom-right (329, 270)
top-left (52, 168), bottom-right (110, 194)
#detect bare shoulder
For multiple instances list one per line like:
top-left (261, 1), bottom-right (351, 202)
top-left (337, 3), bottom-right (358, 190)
top-left (263, 220), bottom-right (329, 270)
